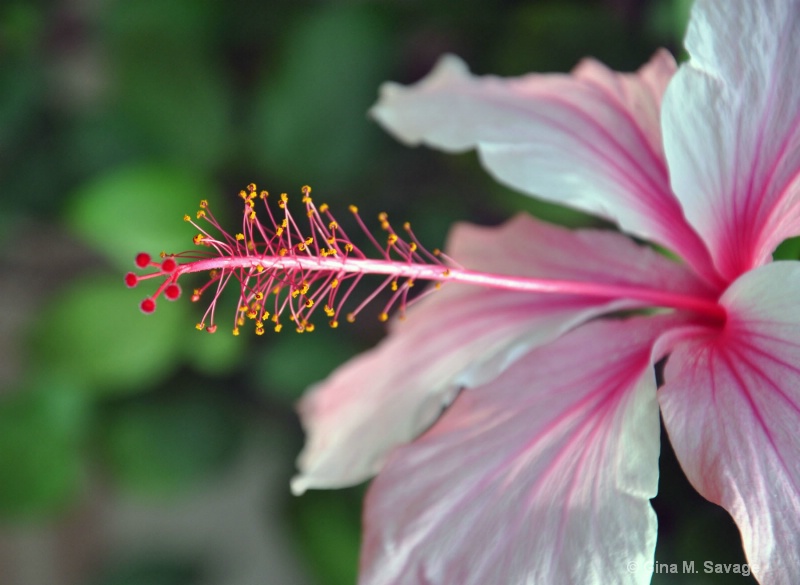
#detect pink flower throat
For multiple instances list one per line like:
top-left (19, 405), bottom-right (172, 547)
top-left (127, 184), bottom-right (726, 334)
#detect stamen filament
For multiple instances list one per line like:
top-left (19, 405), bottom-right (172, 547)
top-left (130, 184), bottom-right (726, 333)
top-left (174, 255), bottom-right (725, 321)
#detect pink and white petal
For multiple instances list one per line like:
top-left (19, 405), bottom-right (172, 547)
top-left (659, 262), bottom-right (800, 584)
top-left (662, 0), bottom-right (800, 281)
top-left (371, 52), bottom-right (719, 283)
top-left (360, 316), bottom-right (670, 585)
top-left (292, 214), bottom-right (708, 493)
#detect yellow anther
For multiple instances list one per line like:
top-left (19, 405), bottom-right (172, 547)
top-left (183, 214), bottom-right (191, 222)
top-left (254, 292), bottom-right (264, 301)
top-left (403, 222), bottom-right (411, 230)
top-left (388, 234), bottom-right (399, 246)
top-left (408, 280), bottom-right (415, 288)
top-left (272, 286), bottom-right (282, 296)
top-left (233, 327), bottom-right (240, 336)
top-left (279, 248), bottom-right (288, 256)
top-left (193, 234), bottom-right (205, 245)
top-left (199, 199), bottom-right (208, 208)
top-left (378, 211), bottom-right (388, 221)
top-left (297, 243), bottom-right (306, 251)
top-left (300, 282), bottom-right (310, 294)
top-left (378, 312), bottom-right (389, 322)
top-left (330, 279), bottom-right (339, 288)
top-left (307, 210), bottom-right (315, 218)
top-left (319, 203), bottom-right (329, 213)
top-left (247, 241), bottom-right (254, 251)
top-left (305, 323), bottom-right (315, 332)
top-left (409, 242), bottom-right (418, 252)
top-left (349, 205), bottom-right (359, 214)
top-left (197, 210), bottom-right (206, 219)
top-left (442, 269), bottom-right (451, 277)
top-left (292, 289), bottom-right (300, 298)
top-left (381, 221), bottom-right (390, 230)
top-left (209, 269), bottom-right (219, 279)
top-left (330, 320), bottom-right (339, 328)
top-left (239, 190), bottom-right (248, 199)
top-left (346, 313), bottom-right (356, 323)
top-left (260, 190), bottom-right (269, 199)
top-left (275, 227), bottom-right (284, 237)
top-left (327, 248), bottom-right (337, 256)
top-left (327, 236), bottom-right (336, 245)
top-left (435, 282), bottom-right (442, 290)
top-left (236, 233), bottom-right (245, 241)
top-left (237, 316), bottom-right (245, 326)
top-left (247, 309), bottom-right (257, 319)
top-left (433, 249), bottom-right (441, 256)
top-left (256, 264), bottom-right (265, 272)
top-left (255, 327), bottom-right (265, 336)
top-left (344, 243), bottom-right (354, 252)
top-left (248, 210), bottom-right (256, 221)
top-left (302, 194), bottom-right (312, 204)
top-left (159, 251), bottom-right (166, 257)
top-left (281, 219), bottom-right (288, 228)
top-left (305, 299), bottom-right (314, 308)
top-left (328, 221), bottom-right (338, 230)
top-left (324, 305), bottom-right (335, 317)
top-left (274, 323), bottom-right (283, 332)
top-left (302, 185), bottom-right (312, 195)
top-left (391, 280), bottom-right (398, 292)
top-left (247, 182), bottom-right (257, 193)
top-left (305, 237), bottom-right (313, 246)
top-left (196, 323), bottom-right (205, 330)
top-left (296, 326), bottom-right (305, 333)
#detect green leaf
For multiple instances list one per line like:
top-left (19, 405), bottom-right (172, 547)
top-left (98, 389), bottom-right (242, 498)
top-left (86, 558), bottom-right (201, 585)
top-left (66, 165), bottom-right (216, 272)
top-left (250, 5), bottom-right (392, 189)
top-left (0, 384), bottom-right (88, 518)
top-left (101, 0), bottom-right (230, 168)
top-left (773, 236), bottom-right (800, 261)
top-left (252, 328), bottom-right (359, 404)
top-left (291, 488), bottom-right (362, 585)
top-left (30, 275), bottom-right (188, 396)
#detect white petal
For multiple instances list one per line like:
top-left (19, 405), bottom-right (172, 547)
top-left (361, 317), bottom-right (669, 585)
top-left (662, 0), bottom-right (800, 281)
top-left (372, 52), bottom-right (720, 283)
top-left (660, 262), bottom-right (800, 584)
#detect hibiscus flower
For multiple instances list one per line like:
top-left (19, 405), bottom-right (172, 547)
top-left (290, 0), bottom-right (800, 583)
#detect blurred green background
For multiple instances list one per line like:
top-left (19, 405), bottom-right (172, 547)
top-left (0, 0), bottom-right (761, 584)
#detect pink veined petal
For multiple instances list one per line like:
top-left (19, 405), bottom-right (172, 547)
top-left (662, 0), bottom-right (800, 282)
top-left (291, 213), bottom-right (709, 493)
top-left (659, 262), bottom-right (800, 585)
top-left (360, 316), bottom-right (673, 585)
top-left (371, 51), bottom-right (721, 286)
